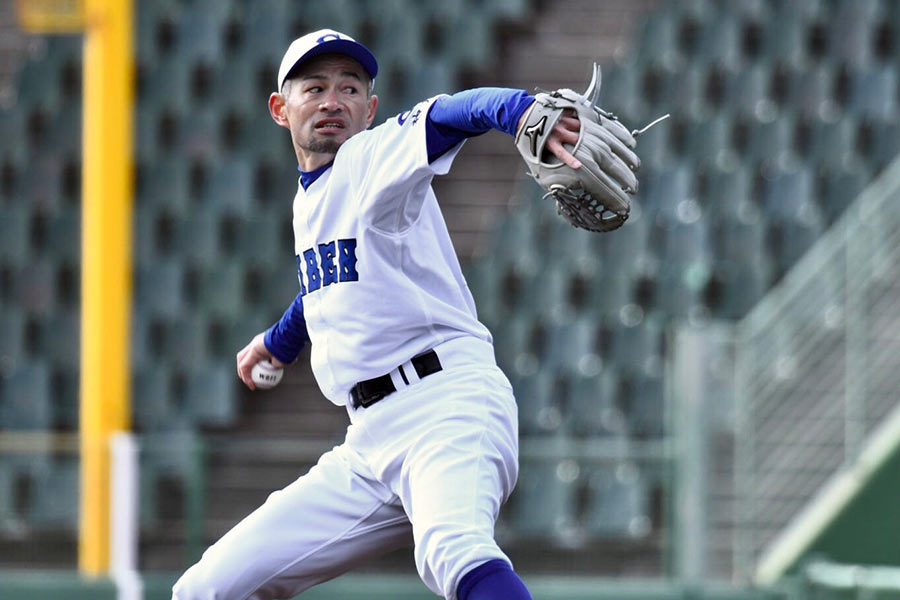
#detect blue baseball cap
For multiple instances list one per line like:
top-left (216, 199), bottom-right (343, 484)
top-left (277, 29), bottom-right (379, 92)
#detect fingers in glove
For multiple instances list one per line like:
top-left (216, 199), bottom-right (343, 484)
top-left (546, 133), bottom-right (582, 169)
top-left (580, 165), bottom-right (632, 213)
top-left (578, 137), bottom-right (639, 193)
top-left (584, 119), bottom-right (641, 170)
top-left (600, 115), bottom-right (637, 149)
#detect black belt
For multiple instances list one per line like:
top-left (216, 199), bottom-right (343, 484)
top-left (350, 350), bottom-right (442, 409)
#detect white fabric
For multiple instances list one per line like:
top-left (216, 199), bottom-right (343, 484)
top-left (291, 96), bottom-right (493, 406)
top-left (172, 351), bottom-right (519, 600)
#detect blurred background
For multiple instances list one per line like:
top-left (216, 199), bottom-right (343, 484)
top-left (2, 0), bottom-right (900, 598)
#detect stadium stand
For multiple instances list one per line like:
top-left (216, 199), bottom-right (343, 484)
top-left (2, 0), bottom-right (899, 579)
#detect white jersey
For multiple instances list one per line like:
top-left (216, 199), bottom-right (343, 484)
top-left (291, 96), bottom-right (493, 405)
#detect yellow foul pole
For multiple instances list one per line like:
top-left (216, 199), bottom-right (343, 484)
top-left (79, 0), bottom-right (134, 575)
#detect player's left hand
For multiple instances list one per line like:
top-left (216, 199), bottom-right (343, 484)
top-left (517, 105), bottom-right (583, 170)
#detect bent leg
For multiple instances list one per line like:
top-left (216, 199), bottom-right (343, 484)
top-left (172, 446), bottom-right (412, 600)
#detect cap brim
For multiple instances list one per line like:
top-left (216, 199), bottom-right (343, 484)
top-left (282, 39), bottom-right (378, 89)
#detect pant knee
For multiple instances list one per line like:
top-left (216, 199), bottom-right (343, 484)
top-left (414, 525), bottom-right (508, 599)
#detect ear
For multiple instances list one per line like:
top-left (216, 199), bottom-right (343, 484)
top-left (268, 92), bottom-right (290, 129)
top-left (365, 94), bottom-right (378, 128)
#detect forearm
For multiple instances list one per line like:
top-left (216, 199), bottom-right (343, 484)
top-left (426, 88), bottom-right (535, 162)
top-left (264, 293), bottom-right (310, 364)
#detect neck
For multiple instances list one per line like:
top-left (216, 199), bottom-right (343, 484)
top-left (297, 150), bottom-right (337, 172)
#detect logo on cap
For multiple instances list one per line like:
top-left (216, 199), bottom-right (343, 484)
top-left (317, 33), bottom-right (343, 44)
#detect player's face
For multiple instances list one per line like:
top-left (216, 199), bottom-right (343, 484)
top-left (273, 55), bottom-right (378, 170)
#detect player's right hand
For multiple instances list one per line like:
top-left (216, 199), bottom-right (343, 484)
top-left (237, 333), bottom-right (286, 391)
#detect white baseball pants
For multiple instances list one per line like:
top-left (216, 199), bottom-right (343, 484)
top-left (173, 340), bottom-right (519, 600)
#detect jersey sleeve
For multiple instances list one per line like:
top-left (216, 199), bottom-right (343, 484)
top-left (425, 88), bottom-right (535, 162)
top-left (264, 292), bottom-right (310, 364)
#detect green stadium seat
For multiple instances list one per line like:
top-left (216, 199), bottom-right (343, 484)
top-left (203, 154), bottom-right (255, 215)
top-left (598, 64), bottom-right (644, 124)
top-left (213, 55), bottom-right (258, 115)
top-left (525, 263), bottom-right (574, 322)
top-left (139, 428), bottom-right (203, 527)
top-left (178, 1), bottom-right (229, 64)
top-left (566, 370), bottom-right (627, 438)
top-left (44, 206), bottom-right (80, 263)
top-left (709, 259), bottom-right (769, 319)
top-left (610, 310), bottom-right (663, 374)
top-left (693, 15), bottom-right (742, 71)
top-left (508, 455), bottom-right (579, 541)
top-left (189, 261), bottom-right (245, 319)
top-left (583, 462), bottom-right (650, 538)
top-left (727, 64), bottom-right (774, 119)
top-left (143, 53), bottom-right (192, 112)
top-left (183, 362), bottom-right (238, 428)
top-left (239, 2), bottom-right (289, 65)
top-left (511, 369), bottom-right (561, 435)
top-left (29, 457), bottom-right (79, 530)
top-left (635, 13), bottom-right (680, 72)
top-left (619, 371), bottom-right (665, 439)
top-left (864, 120), bottom-right (900, 172)
top-left (0, 361), bottom-right (52, 430)
top-left (738, 112), bottom-right (796, 166)
top-left (136, 260), bottom-right (186, 318)
top-left (701, 162), bottom-right (753, 222)
top-left (174, 208), bottom-right (222, 268)
top-left (789, 64), bottom-right (838, 121)
top-left (0, 309), bottom-right (25, 370)
top-left (20, 153), bottom-right (66, 213)
top-left (541, 314), bottom-right (601, 379)
top-left (847, 65), bottom-right (898, 121)
top-left (0, 204), bottom-right (31, 265)
top-left (133, 364), bottom-right (175, 431)
top-left (464, 259), bottom-right (503, 330)
top-left (583, 263), bottom-right (633, 318)
top-left (759, 11), bottom-right (808, 68)
top-left (684, 112), bottom-right (736, 167)
top-left (828, 0), bottom-right (880, 67)
top-left (34, 310), bottom-right (80, 370)
top-left (13, 259), bottom-right (56, 317)
top-left (493, 311), bottom-right (538, 377)
top-left (642, 165), bottom-right (695, 219)
top-left (164, 313), bottom-right (212, 368)
top-left (181, 106), bottom-right (221, 159)
top-left (140, 157), bottom-right (191, 216)
top-left (0, 106), bottom-right (27, 165)
top-left (818, 165), bottom-right (871, 226)
top-left (804, 115), bottom-right (859, 170)
top-left (762, 165), bottom-right (816, 223)
top-left (0, 454), bottom-right (51, 525)
top-left (50, 366), bottom-right (79, 430)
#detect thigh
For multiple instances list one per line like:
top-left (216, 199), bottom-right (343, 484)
top-left (397, 367), bottom-right (520, 598)
top-left (173, 446), bottom-right (412, 600)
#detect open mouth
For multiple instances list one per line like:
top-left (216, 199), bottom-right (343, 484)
top-left (315, 118), bottom-right (345, 131)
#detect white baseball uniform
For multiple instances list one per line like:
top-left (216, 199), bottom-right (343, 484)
top-left (173, 95), bottom-right (524, 600)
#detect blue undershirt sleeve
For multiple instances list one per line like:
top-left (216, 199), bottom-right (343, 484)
top-left (425, 88), bottom-right (535, 163)
top-left (263, 293), bottom-right (310, 365)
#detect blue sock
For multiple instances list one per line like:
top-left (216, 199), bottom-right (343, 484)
top-left (457, 559), bottom-right (533, 600)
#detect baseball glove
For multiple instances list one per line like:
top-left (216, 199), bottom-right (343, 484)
top-left (515, 64), bottom-right (661, 233)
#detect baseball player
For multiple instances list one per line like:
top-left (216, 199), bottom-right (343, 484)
top-left (172, 28), bottom-right (638, 600)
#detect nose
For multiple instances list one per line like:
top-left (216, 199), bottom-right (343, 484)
top-left (319, 88), bottom-right (341, 112)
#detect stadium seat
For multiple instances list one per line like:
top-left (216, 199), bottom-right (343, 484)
top-left (0, 309), bottom-right (25, 370)
top-left (788, 64), bottom-right (839, 121)
top-left (635, 12), bottom-right (681, 72)
top-left (142, 53), bottom-right (192, 113)
top-left (599, 63), bottom-right (644, 124)
top-left (140, 157), bottom-right (191, 216)
top-left (51, 366), bottom-right (79, 431)
top-left (683, 112), bottom-right (736, 167)
top-left (804, 114), bottom-right (860, 170)
top-left (181, 106), bottom-right (221, 160)
top-left (610, 310), bottom-right (664, 375)
top-left (183, 362), bottom-right (238, 428)
top-left (738, 112), bottom-right (796, 166)
top-left (44, 207), bottom-right (80, 264)
top-left (847, 65), bottom-right (898, 122)
top-left (133, 364), bottom-right (174, 431)
top-left (863, 120), bottom-right (900, 172)
top-left (464, 259), bottom-right (503, 329)
top-left (511, 369), bottom-right (562, 435)
top-left (190, 261), bottom-right (246, 319)
top-left (0, 105), bottom-right (27, 165)
top-left (762, 165), bottom-right (816, 223)
top-left (34, 310), bottom-right (79, 370)
top-left (13, 259), bottom-right (56, 317)
top-left (29, 457), bottom-right (79, 530)
top-left (828, 0), bottom-right (880, 67)
top-left (493, 311), bottom-right (538, 378)
top-left (583, 462), bottom-right (651, 538)
top-left (508, 455), bottom-right (579, 542)
top-left (139, 428), bottom-right (203, 527)
top-left (566, 369), bottom-right (627, 438)
top-left (619, 371), bottom-right (665, 439)
top-left (541, 313), bottom-right (602, 379)
top-left (0, 204), bottom-right (30, 265)
top-left (0, 454), bottom-right (51, 525)
top-left (178, 0), bottom-right (229, 64)
top-left (202, 153), bottom-right (255, 215)
top-left (135, 260), bottom-right (186, 319)
top-left (641, 165), bottom-right (695, 220)
top-left (0, 361), bottom-right (52, 430)
top-left (709, 260), bottom-right (769, 320)
top-left (239, 0), bottom-right (290, 65)
top-left (693, 14), bottom-right (742, 71)
top-left (727, 64), bottom-right (774, 119)
top-left (584, 264), bottom-right (633, 318)
top-left (818, 165), bottom-right (871, 226)
top-left (164, 313), bottom-right (212, 368)
top-left (526, 262), bottom-right (575, 322)
top-left (213, 56), bottom-right (258, 115)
